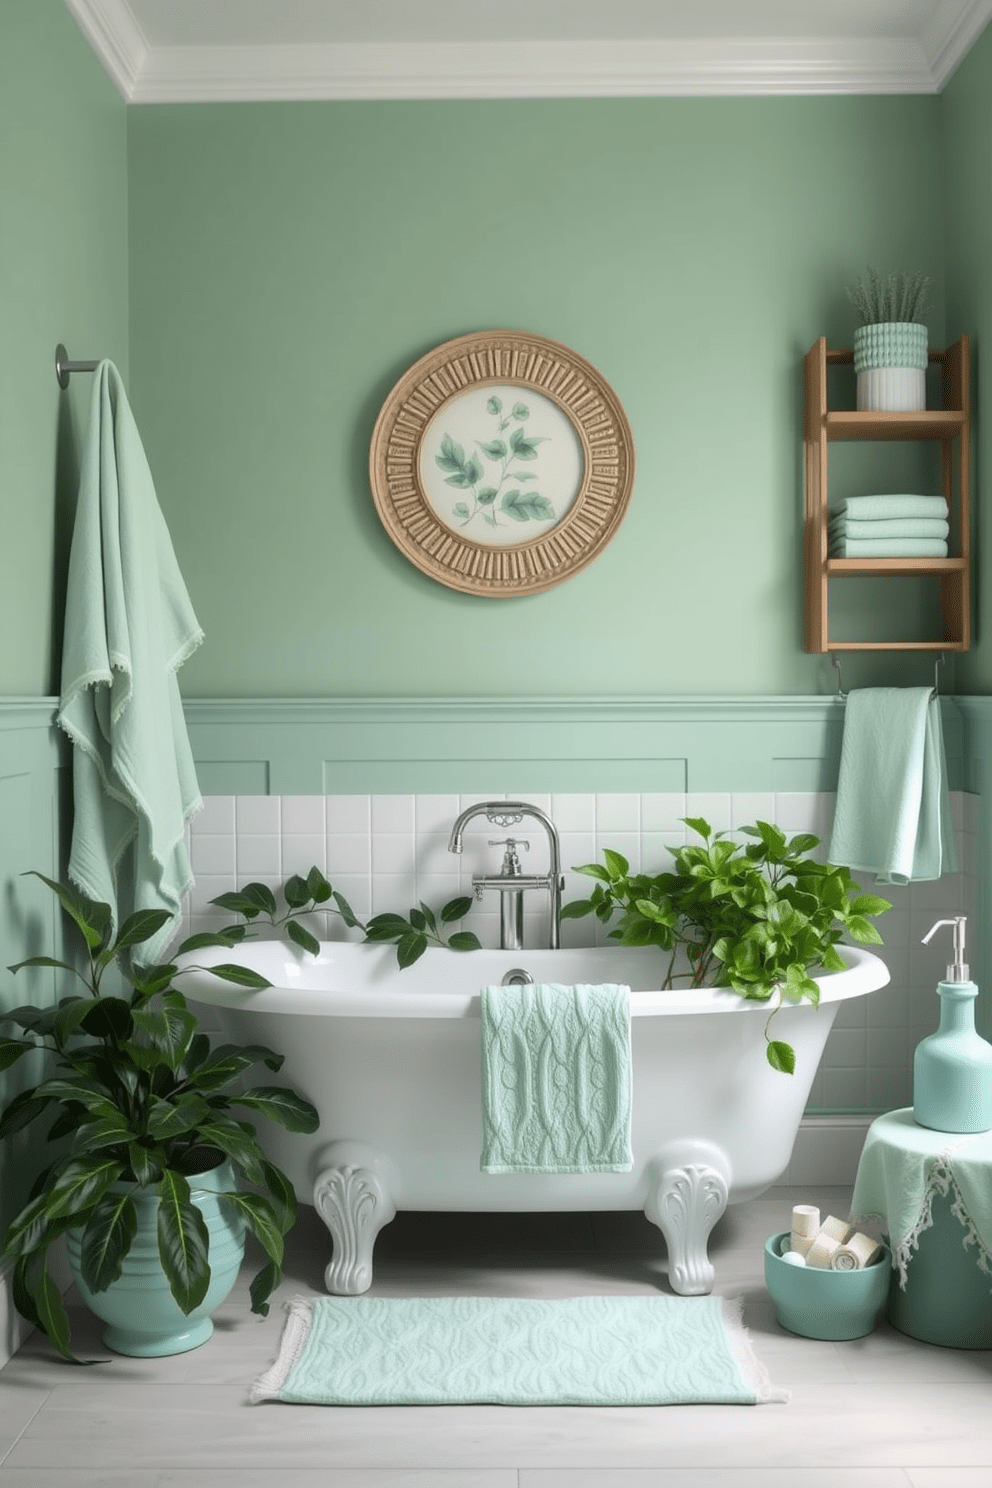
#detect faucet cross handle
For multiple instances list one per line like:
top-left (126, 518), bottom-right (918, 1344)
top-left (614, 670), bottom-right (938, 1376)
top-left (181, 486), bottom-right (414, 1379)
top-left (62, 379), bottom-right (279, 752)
top-left (489, 837), bottom-right (529, 875)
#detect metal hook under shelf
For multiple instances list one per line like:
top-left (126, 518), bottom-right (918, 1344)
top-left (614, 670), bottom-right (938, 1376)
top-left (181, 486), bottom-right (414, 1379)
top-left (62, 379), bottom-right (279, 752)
top-left (832, 653), bottom-right (945, 700)
top-left (55, 343), bottom-right (100, 390)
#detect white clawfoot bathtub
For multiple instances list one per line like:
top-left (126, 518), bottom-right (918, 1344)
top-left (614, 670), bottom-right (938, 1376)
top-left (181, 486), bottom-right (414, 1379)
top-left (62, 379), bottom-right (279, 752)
top-left (179, 942), bottom-right (888, 1297)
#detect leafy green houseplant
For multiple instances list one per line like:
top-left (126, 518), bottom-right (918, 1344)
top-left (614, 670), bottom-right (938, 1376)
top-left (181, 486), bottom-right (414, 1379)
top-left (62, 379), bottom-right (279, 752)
top-left (0, 874), bottom-right (318, 1362)
top-left (562, 818), bottom-right (890, 1074)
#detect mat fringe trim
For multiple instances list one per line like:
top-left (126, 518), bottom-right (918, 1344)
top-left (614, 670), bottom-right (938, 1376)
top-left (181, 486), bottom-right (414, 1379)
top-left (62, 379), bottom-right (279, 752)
top-left (251, 1296), bottom-right (316, 1403)
top-left (721, 1293), bottom-right (790, 1405)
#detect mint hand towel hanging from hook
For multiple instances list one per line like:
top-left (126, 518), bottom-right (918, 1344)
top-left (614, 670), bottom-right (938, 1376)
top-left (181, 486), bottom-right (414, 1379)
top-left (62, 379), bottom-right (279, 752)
top-left (827, 683), bottom-right (957, 884)
top-left (56, 361), bottom-right (204, 965)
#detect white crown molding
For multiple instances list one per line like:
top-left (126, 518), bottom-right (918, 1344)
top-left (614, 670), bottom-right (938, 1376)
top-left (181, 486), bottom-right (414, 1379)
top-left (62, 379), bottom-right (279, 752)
top-left (921, 0), bottom-right (992, 89)
top-left (62, 0), bottom-right (146, 101)
top-left (65, 1), bottom-right (992, 102)
top-left (129, 37), bottom-right (938, 103)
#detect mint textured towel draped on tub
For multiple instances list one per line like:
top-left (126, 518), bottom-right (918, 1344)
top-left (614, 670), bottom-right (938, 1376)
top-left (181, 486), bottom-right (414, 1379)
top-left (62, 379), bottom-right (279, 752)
top-left (57, 361), bottom-right (204, 964)
top-left (480, 982), bottom-right (633, 1174)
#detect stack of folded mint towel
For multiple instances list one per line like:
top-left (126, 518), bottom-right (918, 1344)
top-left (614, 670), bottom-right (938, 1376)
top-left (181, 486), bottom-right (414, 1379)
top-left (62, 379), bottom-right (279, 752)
top-left (829, 495), bottom-right (949, 557)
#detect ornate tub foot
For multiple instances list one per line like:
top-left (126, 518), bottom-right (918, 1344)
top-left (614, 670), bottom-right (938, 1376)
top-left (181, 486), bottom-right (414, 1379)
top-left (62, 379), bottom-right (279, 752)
top-left (644, 1140), bottom-right (730, 1296)
top-left (312, 1141), bottom-right (397, 1296)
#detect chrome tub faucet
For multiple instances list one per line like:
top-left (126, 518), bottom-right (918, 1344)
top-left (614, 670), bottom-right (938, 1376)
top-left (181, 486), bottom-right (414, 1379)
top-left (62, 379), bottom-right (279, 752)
top-left (447, 801), bottom-right (564, 951)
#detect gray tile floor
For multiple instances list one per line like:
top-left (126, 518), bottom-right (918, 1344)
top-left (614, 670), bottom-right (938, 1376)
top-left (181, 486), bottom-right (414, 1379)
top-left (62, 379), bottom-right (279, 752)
top-left (1, 1184), bottom-right (991, 1486)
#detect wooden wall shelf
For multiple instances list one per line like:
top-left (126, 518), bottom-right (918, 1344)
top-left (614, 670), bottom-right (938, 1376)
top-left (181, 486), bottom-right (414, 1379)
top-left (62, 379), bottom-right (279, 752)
top-left (804, 334), bottom-right (971, 654)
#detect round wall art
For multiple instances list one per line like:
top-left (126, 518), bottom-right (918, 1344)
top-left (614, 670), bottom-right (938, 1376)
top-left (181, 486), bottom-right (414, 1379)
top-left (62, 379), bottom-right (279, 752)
top-left (368, 329), bottom-right (635, 597)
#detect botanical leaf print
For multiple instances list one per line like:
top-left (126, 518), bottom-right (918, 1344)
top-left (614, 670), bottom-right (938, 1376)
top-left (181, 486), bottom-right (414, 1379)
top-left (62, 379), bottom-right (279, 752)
top-left (433, 396), bottom-right (555, 530)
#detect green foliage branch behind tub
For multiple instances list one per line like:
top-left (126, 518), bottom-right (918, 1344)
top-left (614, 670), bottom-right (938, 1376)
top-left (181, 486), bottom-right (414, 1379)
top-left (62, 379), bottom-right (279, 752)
top-left (0, 874), bottom-right (319, 1362)
top-left (211, 865), bottom-right (481, 967)
top-left (562, 818), bottom-right (891, 1074)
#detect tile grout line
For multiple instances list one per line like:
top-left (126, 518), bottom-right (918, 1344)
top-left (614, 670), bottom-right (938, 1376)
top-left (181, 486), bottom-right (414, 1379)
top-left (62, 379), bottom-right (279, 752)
top-left (0, 1384), bottom-right (56, 1468)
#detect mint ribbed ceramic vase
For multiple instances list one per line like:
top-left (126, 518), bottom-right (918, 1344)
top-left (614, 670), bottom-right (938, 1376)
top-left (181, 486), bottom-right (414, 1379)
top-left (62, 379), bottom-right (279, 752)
top-left (854, 321), bottom-right (928, 411)
top-left (66, 1158), bottom-right (245, 1356)
top-left (913, 982), bottom-right (992, 1134)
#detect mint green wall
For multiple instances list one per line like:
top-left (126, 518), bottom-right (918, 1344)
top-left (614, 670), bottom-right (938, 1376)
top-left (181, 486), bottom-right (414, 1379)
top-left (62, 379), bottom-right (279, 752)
top-left (127, 98), bottom-right (946, 698)
top-left (0, 2), bottom-right (126, 1241)
top-left (0, 0), bottom-right (128, 697)
top-left (944, 22), bottom-right (992, 694)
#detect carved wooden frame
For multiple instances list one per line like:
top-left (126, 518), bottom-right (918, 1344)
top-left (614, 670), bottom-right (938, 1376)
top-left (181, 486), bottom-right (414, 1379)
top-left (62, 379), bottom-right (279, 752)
top-left (369, 329), bottom-right (635, 597)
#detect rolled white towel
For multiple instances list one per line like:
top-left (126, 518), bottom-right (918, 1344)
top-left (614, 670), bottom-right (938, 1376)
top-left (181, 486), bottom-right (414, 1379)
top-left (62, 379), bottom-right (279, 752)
top-left (831, 1232), bottom-right (882, 1271)
top-left (805, 1231), bottom-right (843, 1269)
top-left (790, 1204), bottom-right (820, 1256)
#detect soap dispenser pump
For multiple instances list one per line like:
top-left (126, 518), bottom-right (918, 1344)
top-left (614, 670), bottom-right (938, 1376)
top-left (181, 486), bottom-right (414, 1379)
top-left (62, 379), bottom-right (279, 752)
top-left (913, 917), bottom-right (992, 1134)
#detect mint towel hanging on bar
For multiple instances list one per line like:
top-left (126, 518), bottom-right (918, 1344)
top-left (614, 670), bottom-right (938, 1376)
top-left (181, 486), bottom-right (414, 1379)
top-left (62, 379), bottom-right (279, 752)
top-left (57, 361), bottom-right (204, 964)
top-left (828, 688), bottom-right (957, 884)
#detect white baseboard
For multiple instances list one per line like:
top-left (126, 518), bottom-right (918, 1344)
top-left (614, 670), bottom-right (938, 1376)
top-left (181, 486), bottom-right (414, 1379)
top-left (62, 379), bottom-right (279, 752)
top-left (779, 1114), bottom-right (875, 1188)
top-left (0, 1257), bottom-right (32, 1370)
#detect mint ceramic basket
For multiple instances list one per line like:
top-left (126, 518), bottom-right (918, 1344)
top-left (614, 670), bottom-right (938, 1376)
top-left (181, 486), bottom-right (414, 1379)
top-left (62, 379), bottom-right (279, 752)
top-left (764, 1231), bottom-right (890, 1340)
top-left (854, 321), bottom-right (928, 411)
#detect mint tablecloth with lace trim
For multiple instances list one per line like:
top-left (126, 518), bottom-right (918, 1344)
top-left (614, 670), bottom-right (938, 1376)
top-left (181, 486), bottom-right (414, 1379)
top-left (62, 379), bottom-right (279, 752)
top-left (851, 1107), bottom-right (992, 1289)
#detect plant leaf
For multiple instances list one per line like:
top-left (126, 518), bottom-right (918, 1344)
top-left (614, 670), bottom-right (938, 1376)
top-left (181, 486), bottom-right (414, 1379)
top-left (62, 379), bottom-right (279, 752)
top-left (447, 932), bottom-right (482, 951)
top-left (156, 1172), bottom-right (211, 1314)
top-left (305, 867), bottom-right (333, 903)
top-left (282, 874), bottom-right (311, 909)
top-left (766, 1040), bottom-right (796, 1075)
top-left (34, 1257), bottom-right (82, 1362)
top-left (206, 963), bottom-right (272, 989)
top-left (113, 909), bottom-right (173, 953)
top-left (233, 1086), bottom-right (320, 1133)
top-left (23, 872), bottom-right (113, 954)
top-left (286, 919), bottom-right (320, 957)
top-left (332, 890), bottom-right (363, 929)
top-left (209, 891), bottom-right (263, 920)
top-left (259, 1159), bottom-right (298, 1234)
top-left (79, 997), bottom-right (134, 1043)
top-left (0, 1037), bottom-right (35, 1072)
top-left (45, 1156), bottom-right (123, 1222)
top-left (396, 932), bottom-right (427, 969)
top-left (192, 1120), bottom-right (266, 1184)
top-left (78, 1190), bottom-right (138, 1293)
top-left (440, 896), bottom-right (473, 923)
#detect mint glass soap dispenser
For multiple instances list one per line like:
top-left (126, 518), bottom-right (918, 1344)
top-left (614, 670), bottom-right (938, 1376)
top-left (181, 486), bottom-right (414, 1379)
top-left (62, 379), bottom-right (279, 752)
top-left (913, 917), bottom-right (992, 1134)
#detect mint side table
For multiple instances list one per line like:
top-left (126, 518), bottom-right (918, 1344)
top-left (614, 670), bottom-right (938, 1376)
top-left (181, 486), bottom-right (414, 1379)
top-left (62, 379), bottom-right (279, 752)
top-left (851, 1108), bottom-right (992, 1349)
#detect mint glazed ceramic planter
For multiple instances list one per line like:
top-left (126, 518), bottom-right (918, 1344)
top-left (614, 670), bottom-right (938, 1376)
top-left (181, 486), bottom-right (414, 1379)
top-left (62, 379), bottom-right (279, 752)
top-left (66, 1158), bottom-right (246, 1356)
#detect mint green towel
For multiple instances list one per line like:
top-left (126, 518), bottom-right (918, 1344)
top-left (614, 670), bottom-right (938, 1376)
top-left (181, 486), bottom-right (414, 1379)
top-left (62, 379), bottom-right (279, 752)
top-left (829, 537), bottom-right (947, 558)
top-left (831, 495), bottom-right (948, 520)
top-left (57, 362), bottom-right (203, 964)
top-left (828, 688), bottom-right (957, 884)
top-left (829, 518), bottom-right (949, 541)
top-left (480, 983), bottom-right (632, 1173)
top-left (852, 1109), bottom-right (992, 1289)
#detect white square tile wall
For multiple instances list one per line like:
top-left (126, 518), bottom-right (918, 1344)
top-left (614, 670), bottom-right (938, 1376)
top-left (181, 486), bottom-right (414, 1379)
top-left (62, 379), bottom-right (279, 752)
top-left (181, 790), bottom-right (978, 1117)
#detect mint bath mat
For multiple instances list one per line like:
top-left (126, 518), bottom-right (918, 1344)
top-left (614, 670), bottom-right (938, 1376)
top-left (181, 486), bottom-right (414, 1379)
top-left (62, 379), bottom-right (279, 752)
top-left (252, 1294), bottom-right (787, 1406)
